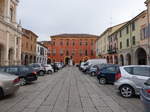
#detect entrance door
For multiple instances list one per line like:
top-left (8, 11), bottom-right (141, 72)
top-left (65, 57), bottom-right (70, 65)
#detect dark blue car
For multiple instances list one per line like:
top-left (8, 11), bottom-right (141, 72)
top-left (97, 65), bottom-right (120, 84)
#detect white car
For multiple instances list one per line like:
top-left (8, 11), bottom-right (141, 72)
top-left (43, 64), bottom-right (54, 74)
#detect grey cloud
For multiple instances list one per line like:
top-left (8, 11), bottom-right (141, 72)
top-left (17, 0), bottom-right (146, 41)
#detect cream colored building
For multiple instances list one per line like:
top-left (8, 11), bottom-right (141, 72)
top-left (116, 10), bottom-right (149, 65)
top-left (96, 23), bottom-right (125, 60)
top-left (0, 0), bottom-right (22, 66)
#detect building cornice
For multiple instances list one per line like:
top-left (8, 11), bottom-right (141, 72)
top-left (0, 18), bottom-right (22, 34)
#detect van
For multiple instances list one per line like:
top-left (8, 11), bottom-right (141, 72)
top-left (81, 59), bottom-right (107, 72)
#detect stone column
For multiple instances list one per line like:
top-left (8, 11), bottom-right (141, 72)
top-left (4, 0), bottom-right (10, 22)
top-left (18, 37), bottom-right (22, 65)
top-left (13, 36), bottom-right (17, 65)
top-left (4, 31), bottom-right (9, 66)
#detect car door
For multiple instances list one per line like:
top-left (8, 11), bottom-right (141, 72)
top-left (101, 66), bottom-right (117, 83)
top-left (131, 67), bottom-right (150, 91)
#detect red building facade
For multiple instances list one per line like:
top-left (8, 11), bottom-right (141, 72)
top-left (44, 34), bottom-right (98, 64)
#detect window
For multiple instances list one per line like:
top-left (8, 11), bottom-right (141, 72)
top-left (133, 67), bottom-right (150, 77)
top-left (145, 79), bottom-right (150, 86)
top-left (66, 50), bottom-right (69, 56)
top-left (91, 50), bottom-right (94, 56)
top-left (10, 8), bottom-right (13, 21)
top-left (80, 40), bottom-right (82, 46)
top-left (20, 67), bottom-right (30, 72)
top-left (72, 50), bottom-right (75, 56)
top-left (126, 39), bottom-right (129, 47)
top-left (60, 49), bottom-right (63, 56)
top-left (80, 50), bottom-right (82, 56)
top-left (72, 40), bottom-right (75, 46)
top-left (26, 42), bottom-right (28, 49)
top-left (60, 40), bottom-right (63, 45)
top-left (132, 36), bottom-right (135, 45)
top-left (66, 40), bottom-right (69, 46)
top-left (124, 67), bottom-right (132, 74)
top-left (52, 49), bottom-right (56, 56)
top-left (126, 26), bottom-right (129, 34)
top-left (85, 41), bottom-right (88, 46)
top-left (0, 68), bottom-right (5, 72)
top-left (31, 45), bottom-right (32, 51)
top-left (125, 67), bottom-right (150, 77)
top-left (16, 37), bottom-right (19, 45)
top-left (120, 31), bottom-right (122, 37)
top-left (131, 22), bottom-right (135, 31)
top-left (120, 42), bottom-right (122, 49)
top-left (53, 41), bottom-right (55, 46)
top-left (91, 40), bottom-right (94, 45)
top-left (104, 67), bottom-right (116, 73)
top-left (85, 50), bottom-right (88, 56)
top-left (141, 27), bottom-right (147, 40)
top-left (6, 67), bottom-right (18, 73)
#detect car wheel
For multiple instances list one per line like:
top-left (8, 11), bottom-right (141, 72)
top-left (20, 78), bottom-right (26, 86)
top-left (120, 85), bottom-right (134, 98)
top-left (0, 88), bottom-right (4, 99)
top-left (99, 77), bottom-right (106, 84)
top-left (91, 72), bottom-right (95, 77)
top-left (39, 71), bottom-right (44, 76)
top-left (48, 70), bottom-right (52, 74)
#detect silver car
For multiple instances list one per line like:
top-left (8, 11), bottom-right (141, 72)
top-left (0, 72), bottom-right (20, 98)
top-left (115, 65), bottom-right (150, 98)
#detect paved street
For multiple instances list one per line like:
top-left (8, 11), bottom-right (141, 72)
top-left (0, 67), bottom-right (144, 112)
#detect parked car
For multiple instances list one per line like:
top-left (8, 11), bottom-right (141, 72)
top-left (97, 64), bottom-right (120, 84)
top-left (81, 59), bottom-right (107, 72)
top-left (0, 72), bottom-right (20, 98)
top-left (115, 65), bottom-right (150, 98)
top-left (0, 66), bottom-right (38, 86)
top-left (86, 64), bottom-right (112, 76)
top-left (140, 78), bottom-right (150, 112)
top-left (55, 62), bottom-right (63, 69)
top-left (28, 63), bottom-right (46, 76)
top-left (43, 64), bottom-right (54, 74)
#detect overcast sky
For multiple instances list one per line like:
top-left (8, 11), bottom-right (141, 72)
top-left (17, 0), bottom-right (146, 41)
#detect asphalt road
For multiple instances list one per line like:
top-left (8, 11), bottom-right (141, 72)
top-left (0, 67), bottom-right (145, 112)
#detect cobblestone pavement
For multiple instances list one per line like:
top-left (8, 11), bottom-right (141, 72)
top-left (0, 67), bottom-right (144, 112)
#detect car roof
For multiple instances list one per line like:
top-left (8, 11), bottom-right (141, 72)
top-left (122, 65), bottom-right (150, 68)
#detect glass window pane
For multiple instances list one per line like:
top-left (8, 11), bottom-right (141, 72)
top-left (7, 67), bottom-right (18, 73)
top-left (133, 67), bottom-right (150, 77)
top-left (124, 67), bottom-right (133, 74)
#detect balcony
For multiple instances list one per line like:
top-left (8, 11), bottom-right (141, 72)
top-left (107, 48), bottom-right (117, 54)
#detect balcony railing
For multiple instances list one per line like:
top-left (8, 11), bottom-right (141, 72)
top-left (107, 48), bottom-right (117, 54)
